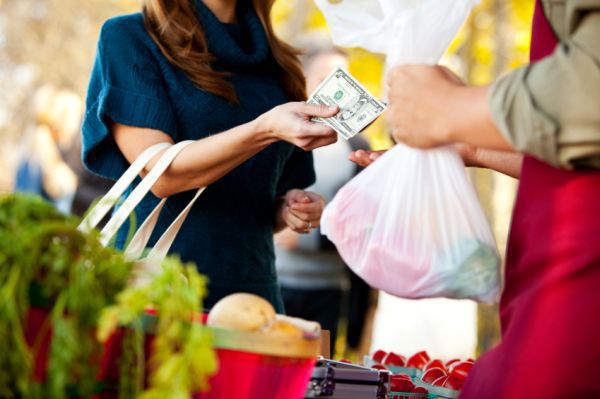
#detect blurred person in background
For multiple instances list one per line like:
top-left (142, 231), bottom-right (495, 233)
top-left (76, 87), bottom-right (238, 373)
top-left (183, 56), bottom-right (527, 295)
top-left (63, 133), bottom-right (114, 218)
top-left (14, 85), bottom-right (80, 213)
top-left (275, 46), bottom-right (373, 353)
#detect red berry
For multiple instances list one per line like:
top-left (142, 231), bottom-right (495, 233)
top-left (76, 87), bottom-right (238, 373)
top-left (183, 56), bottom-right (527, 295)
top-left (449, 361), bottom-right (473, 381)
top-left (372, 349), bottom-right (387, 363)
top-left (424, 359), bottom-right (446, 372)
top-left (411, 386), bottom-right (429, 394)
top-left (406, 351), bottom-right (431, 370)
top-left (421, 367), bottom-right (447, 384)
top-left (383, 351), bottom-right (406, 367)
top-left (444, 376), bottom-right (464, 391)
top-left (432, 375), bottom-right (448, 387)
top-left (390, 375), bottom-right (415, 392)
top-left (394, 373), bottom-right (412, 380)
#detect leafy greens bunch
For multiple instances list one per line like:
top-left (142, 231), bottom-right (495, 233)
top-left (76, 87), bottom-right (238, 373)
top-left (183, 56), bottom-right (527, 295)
top-left (0, 194), bottom-right (216, 398)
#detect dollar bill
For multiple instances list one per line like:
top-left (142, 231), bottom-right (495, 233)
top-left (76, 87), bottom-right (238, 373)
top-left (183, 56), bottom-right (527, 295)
top-left (307, 67), bottom-right (387, 140)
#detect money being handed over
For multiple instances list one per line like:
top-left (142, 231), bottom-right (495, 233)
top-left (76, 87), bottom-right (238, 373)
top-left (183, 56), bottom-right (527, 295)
top-left (307, 67), bottom-right (387, 140)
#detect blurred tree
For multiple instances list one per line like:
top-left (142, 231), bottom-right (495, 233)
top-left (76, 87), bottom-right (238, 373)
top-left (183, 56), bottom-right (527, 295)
top-left (460, 0), bottom-right (534, 356)
top-left (0, 0), bottom-right (137, 190)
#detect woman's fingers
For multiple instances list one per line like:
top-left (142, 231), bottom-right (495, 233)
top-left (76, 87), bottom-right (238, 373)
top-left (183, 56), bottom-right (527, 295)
top-left (284, 208), bottom-right (307, 231)
top-left (285, 189), bottom-right (311, 205)
top-left (283, 207), bottom-right (318, 232)
top-left (290, 201), bottom-right (322, 216)
top-left (283, 190), bottom-right (324, 231)
top-left (299, 102), bottom-right (339, 118)
top-left (263, 102), bottom-right (340, 151)
top-left (288, 208), bottom-right (321, 224)
top-left (299, 120), bottom-right (337, 138)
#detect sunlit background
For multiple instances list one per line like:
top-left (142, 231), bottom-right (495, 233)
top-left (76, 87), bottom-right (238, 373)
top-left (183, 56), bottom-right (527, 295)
top-left (0, 0), bottom-right (535, 359)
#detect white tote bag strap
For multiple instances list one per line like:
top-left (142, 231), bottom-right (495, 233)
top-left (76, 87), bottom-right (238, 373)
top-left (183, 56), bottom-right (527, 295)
top-left (98, 140), bottom-right (195, 246)
top-left (123, 197), bottom-right (167, 259)
top-left (145, 186), bottom-right (206, 262)
top-left (78, 142), bottom-right (171, 233)
top-left (124, 185), bottom-right (206, 260)
top-left (128, 186), bottom-right (206, 286)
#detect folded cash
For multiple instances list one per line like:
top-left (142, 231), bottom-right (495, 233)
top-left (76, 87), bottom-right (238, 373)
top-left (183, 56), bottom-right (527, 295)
top-left (307, 67), bottom-right (387, 140)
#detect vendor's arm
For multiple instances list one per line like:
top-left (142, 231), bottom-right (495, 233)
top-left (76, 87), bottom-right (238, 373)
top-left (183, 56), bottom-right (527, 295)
top-left (349, 146), bottom-right (524, 179)
top-left (386, 3), bottom-right (600, 170)
top-left (488, 2), bottom-right (600, 169)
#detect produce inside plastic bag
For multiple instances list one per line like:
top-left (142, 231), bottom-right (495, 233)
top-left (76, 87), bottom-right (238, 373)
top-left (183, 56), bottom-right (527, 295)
top-left (315, 0), bottom-right (500, 302)
top-left (321, 146), bottom-right (500, 303)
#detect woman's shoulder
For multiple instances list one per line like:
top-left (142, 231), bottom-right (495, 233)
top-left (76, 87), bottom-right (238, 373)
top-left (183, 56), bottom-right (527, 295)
top-left (98, 13), bottom-right (152, 51)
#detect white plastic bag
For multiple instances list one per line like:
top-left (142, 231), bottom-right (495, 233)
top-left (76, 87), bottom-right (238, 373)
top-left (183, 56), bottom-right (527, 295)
top-left (314, 0), bottom-right (480, 65)
top-left (321, 146), bottom-right (500, 303)
top-left (315, 0), bottom-right (500, 302)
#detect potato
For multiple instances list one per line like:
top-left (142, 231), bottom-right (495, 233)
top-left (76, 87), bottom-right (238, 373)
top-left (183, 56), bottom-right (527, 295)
top-left (207, 293), bottom-right (276, 332)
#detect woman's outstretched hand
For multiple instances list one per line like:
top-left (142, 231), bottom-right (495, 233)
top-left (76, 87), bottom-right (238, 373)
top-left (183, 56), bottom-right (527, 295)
top-left (257, 102), bottom-right (339, 151)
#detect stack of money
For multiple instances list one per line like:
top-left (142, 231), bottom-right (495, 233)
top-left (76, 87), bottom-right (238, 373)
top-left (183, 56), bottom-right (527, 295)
top-left (308, 67), bottom-right (387, 140)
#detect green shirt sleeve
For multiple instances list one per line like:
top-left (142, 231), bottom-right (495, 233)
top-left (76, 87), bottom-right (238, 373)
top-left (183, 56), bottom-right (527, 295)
top-left (488, 1), bottom-right (600, 169)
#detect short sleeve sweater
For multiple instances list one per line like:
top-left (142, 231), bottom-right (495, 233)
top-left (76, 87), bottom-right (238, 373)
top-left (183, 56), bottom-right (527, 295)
top-left (81, 0), bottom-right (315, 312)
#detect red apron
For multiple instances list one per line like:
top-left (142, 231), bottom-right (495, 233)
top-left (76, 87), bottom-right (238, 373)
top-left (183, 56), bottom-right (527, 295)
top-left (461, 1), bottom-right (600, 398)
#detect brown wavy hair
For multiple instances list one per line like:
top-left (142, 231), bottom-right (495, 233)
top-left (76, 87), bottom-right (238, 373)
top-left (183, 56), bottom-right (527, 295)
top-left (142, 0), bottom-right (306, 104)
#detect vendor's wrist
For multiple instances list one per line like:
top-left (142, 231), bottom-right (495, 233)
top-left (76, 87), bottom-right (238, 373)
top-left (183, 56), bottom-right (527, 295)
top-left (441, 85), bottom-right (469, 144)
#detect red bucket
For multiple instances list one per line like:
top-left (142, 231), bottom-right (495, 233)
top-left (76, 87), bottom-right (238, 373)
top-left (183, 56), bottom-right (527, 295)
top-left (196, 322), bottom-right (320, 399)
top-left (195, 349), bottom-right (315, 399)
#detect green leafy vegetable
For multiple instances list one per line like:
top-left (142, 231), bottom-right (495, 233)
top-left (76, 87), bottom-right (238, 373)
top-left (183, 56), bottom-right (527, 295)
top-left (98, 257), bottom-right (218, 399)
top-left (0, 194), bottom-right (217, 398)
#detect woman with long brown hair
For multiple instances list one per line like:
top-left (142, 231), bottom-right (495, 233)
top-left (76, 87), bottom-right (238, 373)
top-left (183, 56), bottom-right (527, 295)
top-left (82, 0), bottom-right (339, 312)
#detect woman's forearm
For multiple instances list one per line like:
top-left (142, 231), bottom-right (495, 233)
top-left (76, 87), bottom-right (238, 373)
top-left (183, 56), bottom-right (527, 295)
top-left (113, 118), bottom-right (275, 198)
top-left (114, 102), bottom-right (337, 198)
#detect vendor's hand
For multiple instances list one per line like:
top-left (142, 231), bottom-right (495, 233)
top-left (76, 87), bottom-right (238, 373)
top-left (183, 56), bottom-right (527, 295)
top-left (274, 228), bottom-right (300, 251)
top-left (348, 144), bottom-right (479, 167)
top-left (454, 143), bottom-right (480, 167)
top-left (388, 65), bottom-right (465, 148)
top-left (257, 102), bottom-right (339, 151)
top-left (348, 149), bottom-right (387, 167)
top-left (280, 189), bottom-right (325, 234)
